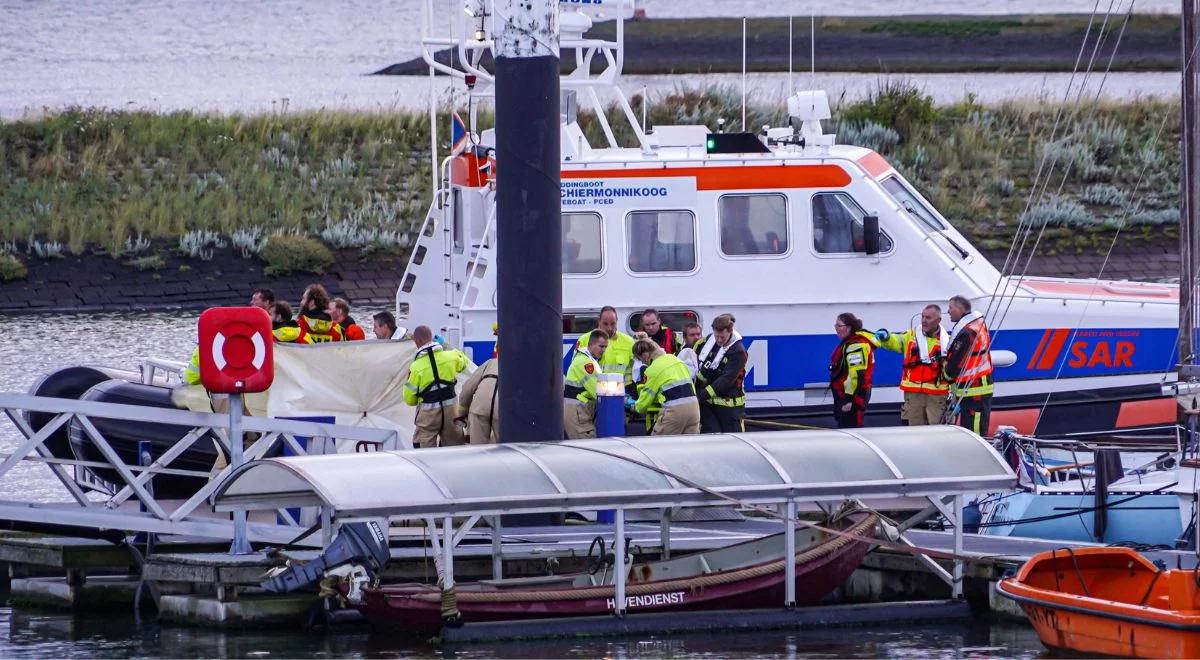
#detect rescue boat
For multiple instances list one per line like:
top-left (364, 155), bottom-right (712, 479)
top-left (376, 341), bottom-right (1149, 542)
top-left (996, 546), bottom-right (1200, 658)
top-left (399, 0), bottom-right (1185, 438)
top-left (351, 510), bottom-right (878, 631)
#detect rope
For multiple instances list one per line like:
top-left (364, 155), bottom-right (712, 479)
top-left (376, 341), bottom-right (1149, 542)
top-left (400, 511), bottom-right (879, 603)
top-left (742, 418), bottom-right (826, 431)
top-left (535, 442), bottom-right (1014, 569)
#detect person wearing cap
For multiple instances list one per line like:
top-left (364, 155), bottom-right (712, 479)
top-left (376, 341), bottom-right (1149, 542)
top-left (456, 323), bottom-right (500, 443)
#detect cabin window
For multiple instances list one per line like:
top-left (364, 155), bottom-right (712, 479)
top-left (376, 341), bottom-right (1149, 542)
top-left (562, 212), bottom-right (603, 274)
top-left (563, 314), bottom-right (598, 334)
top-left (881, 176), bottom-right (948, 231)
top-left (718, 194), bottom-right (788, 256)
top-left (626, 210), bottom-right (697, 273)
top-left (628, 310), bottom-right (700, 334)
top-left (811, 193), bottom-right (893, 254)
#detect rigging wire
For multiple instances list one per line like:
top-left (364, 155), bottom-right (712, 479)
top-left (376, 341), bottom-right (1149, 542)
top-left (991, 0), bottom-right (1128, 338)
top-left (981, 0), bottom-right (1105, 327)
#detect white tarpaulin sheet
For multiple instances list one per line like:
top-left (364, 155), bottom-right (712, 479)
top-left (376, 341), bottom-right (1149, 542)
top-left (243, 341), bottom-right (474, 451)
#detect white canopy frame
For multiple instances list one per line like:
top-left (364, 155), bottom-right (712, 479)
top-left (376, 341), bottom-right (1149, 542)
top-left (215, 426), bottom-right (1016, 606)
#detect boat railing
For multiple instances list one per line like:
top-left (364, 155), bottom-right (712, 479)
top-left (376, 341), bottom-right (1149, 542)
top-left (139, 358), bottom-right (187, 386)
top-left (0, 392), bottom-right (402, 545)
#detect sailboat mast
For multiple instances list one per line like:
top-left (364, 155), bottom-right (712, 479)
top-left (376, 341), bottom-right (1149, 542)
top-left (1181, 0), bottom-right (1199, 369)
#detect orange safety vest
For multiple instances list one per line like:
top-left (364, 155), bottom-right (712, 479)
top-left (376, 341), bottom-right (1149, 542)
top-left (899, 332), bottom-right (950, 395)
top-left (955, 317), bottom-right (994, 396)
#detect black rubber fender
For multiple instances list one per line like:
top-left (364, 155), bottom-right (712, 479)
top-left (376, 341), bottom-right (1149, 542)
top-left (24, 366), bottom-right (112, 458)
top-left (67, 380), bottom-right (220, 499)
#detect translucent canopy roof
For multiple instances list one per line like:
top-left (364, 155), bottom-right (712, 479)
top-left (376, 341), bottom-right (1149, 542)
top-left (214, 426), bottom-right (1015, 518)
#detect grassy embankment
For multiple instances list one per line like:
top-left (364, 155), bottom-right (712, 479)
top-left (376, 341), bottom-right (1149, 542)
top-left (0, 84), bottom-right (1181, 281)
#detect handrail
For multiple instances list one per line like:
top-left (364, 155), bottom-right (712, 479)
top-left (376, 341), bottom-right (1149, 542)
top-left (0, 393), bottom-right (399, 444)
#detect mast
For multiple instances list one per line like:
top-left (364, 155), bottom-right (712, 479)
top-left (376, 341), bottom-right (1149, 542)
top-left (1181, 0), bottom-right (1199, 371)
top-left (495, 0), bottom-right (564, 443)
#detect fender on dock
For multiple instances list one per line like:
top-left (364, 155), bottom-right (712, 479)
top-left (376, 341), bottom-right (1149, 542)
top-left (68, 380), bottom-right (221, 499)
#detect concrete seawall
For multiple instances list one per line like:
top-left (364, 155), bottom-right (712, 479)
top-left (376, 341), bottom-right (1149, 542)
top-left (0, 244), bottom-right (1178, 314)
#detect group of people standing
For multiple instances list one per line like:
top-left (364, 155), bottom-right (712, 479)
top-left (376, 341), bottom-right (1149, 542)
top-left (250, 285), bottom-right (400, 344)
top-left (565, 307), bottom-right (748, 440)
top-left (828, 294), bottom-right (994, 434)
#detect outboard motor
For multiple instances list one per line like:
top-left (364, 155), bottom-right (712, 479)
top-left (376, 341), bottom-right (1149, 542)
top-left (262, 521), bottom-right (390, 597)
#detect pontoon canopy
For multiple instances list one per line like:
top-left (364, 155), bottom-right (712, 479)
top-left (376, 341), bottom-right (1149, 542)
top-left (213, 426), bottom-right (1015, 518)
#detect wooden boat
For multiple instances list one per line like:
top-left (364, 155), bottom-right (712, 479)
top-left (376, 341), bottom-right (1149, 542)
top-left (352, 510), bottom-right (879, 630)
top-left (996, 546), bottom-right (1200, 658)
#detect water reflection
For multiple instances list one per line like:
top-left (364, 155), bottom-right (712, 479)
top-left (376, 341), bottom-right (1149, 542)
top-left (0, 608), bottom-right (1046, 658)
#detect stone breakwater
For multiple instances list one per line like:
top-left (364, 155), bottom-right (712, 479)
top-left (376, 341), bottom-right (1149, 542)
top-left (0, 245), bottom-right (1179, 315)
top-left (0, 250), bottom-right (404, 314)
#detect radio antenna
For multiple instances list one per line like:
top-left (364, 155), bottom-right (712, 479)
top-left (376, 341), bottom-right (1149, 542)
top-left (810, 14), bottom-right (816, 87)
top-left (788, 15), bottom-right (794, 94)
top-left (742, 17), bottom-right (748, 131)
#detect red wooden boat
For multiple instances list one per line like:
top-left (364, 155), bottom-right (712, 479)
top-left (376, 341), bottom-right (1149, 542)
top-left (351, 511), bottom-right (878, 630)
top-left (996, 546), bottom-right (1200, 658)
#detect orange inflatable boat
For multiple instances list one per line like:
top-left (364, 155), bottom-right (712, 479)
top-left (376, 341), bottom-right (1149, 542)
top-left (997, 547), bottom-right (1200, 658)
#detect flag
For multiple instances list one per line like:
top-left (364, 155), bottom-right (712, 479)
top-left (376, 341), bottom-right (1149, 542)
top-left (450, 111), bottom-right (468, 155)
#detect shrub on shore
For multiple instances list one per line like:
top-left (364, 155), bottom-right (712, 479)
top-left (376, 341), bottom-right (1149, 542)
top-left (260, 235), bottom-right (334, 277)
top-left (0, 108), bottom-right (433, 260)
top-left (0, 253), bottom-right (27, 281)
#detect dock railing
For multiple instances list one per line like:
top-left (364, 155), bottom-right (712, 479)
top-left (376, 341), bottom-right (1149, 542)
top-left (0, 392), bottom-right (404, 546)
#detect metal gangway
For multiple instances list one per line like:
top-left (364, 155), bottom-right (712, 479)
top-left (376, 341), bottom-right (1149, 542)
top-left (0, 364), bottom-right (407, 546)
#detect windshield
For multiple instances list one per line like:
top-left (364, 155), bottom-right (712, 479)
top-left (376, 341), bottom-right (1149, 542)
top-left (881, 176), bottom-right (948, 232)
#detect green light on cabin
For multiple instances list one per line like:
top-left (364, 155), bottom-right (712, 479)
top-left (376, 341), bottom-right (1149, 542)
top-left (706, 138), bottom-right (716, 151)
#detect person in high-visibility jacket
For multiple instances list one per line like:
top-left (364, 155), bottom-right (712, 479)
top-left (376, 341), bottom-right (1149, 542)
top-left (694, 313), bottom-right (748, 433)
top-left (271, 301), bottom-right (301, 342)
top-left (182, 347), bottom-right (201, 386)
top-left (576, 306), bottom-right (634, 392)
top-left (296, 284), bottom-right (343, 344)
top-left (564, 329), bottom-right (609, 439)
top-left (829, 312), bottom-right (880, 429)
top-left (876, 303), bottom-right (950, 426)
top-left (943, 295), bottom-right (994, 435)
top-left (633, 339), bottom-right (700, 435)
top-left (403, 325), bottom-right (470, 447)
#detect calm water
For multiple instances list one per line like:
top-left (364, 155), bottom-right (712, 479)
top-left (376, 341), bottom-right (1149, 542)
top-left (0, 607), bottom-right (1046, 658)
top-left (0, 0), bottom-right (1182, 118)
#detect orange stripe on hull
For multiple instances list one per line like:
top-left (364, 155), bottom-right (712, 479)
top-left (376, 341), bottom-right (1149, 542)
top-left (1035, 329), bottom-right (1070, 371)
top-left (988, 408), bottom-right (1040, 436)
top-left (560, 165), bottom-right (852, 190)
top-left (856, 151), bottom-right (893, 178)
top-left (1026, 329), bottom-right (1052, 370)
top-left (1114, 398), bottom-right (1177, 428)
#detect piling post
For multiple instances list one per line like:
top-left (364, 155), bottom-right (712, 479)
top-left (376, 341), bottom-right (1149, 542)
top-left (953, 494), bottom-right (964, 599)
top-left (228, 393), bottom-right (251, 555)
top-left (442, 516), bottom-right (455, 590)
top-left (614, 508), bottom-right (626, 617)
top-left (784, 500), bottom-right (796, 607)
top-left (494, 0), bottom-right (563, 446)
top-left (491, 516), bottom-right (503, 580)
